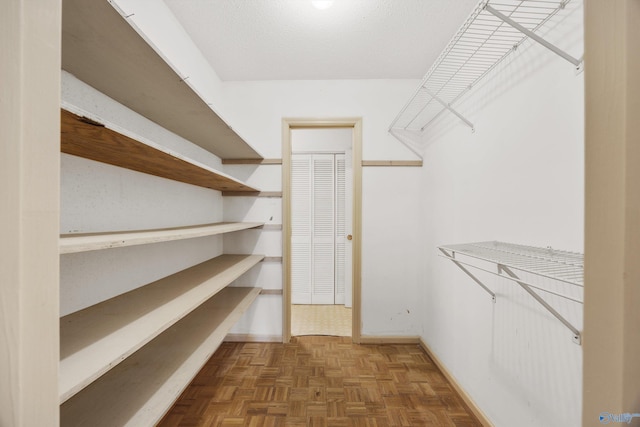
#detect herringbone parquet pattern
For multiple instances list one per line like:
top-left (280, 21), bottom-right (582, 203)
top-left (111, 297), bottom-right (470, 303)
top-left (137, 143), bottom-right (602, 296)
top-left (158, 337), bottom-right (482, 427)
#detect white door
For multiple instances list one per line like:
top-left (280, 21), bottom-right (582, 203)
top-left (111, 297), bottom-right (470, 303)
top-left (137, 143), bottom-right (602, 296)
top-left (291, 156), bottom-right (312, 304)
top-left (311, 154), bottom-right (335, 304)
top-left (291, 153), bottom-right (346, 305)
top-left (334, 154), bottom-right (346, 304)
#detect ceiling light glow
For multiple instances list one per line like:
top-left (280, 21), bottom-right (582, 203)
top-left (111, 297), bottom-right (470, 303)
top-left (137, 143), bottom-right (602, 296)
top-left (311, 0), bottom-right (334, 10)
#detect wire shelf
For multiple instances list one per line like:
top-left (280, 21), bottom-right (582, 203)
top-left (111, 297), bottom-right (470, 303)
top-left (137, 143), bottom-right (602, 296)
top-left (438, 241), bottom-right (583, 344)
top-left (440, 241), bottom-right (583, 287)
top-left (389, 0), bottom-right (582, 153)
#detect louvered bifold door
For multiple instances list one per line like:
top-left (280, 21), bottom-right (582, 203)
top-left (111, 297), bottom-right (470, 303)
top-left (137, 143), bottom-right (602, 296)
top-left (334, 155), bottom-right (346, 304)
top-left (311, 154), bottom-right (336, 304)
top-left (291, 155), bottom-right (312, 304)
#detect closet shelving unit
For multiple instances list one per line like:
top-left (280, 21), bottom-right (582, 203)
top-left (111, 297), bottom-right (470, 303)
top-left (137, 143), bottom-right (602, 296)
top-left (60, 222), bottom-right (264, 254)
top-left (59, 254), bottom-right (263, 404)
top-left (60, 0), bottom-right (266, 424)
top-left (438, 241), bottom-right (583, 344)
top-left (60, 109), bottom-right (259, 193)
top-left (62, 0), bottom-right (262, 160)
top-left (61, 286), bottom-right (261, 427)
top-left (389, 0), bottom-right (583, 153)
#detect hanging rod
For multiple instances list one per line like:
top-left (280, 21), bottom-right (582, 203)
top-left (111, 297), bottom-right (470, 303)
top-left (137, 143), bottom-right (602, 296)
top-left (438, 241), bottom-right (583, 344)
top-left (389, 0), bottom-right (583, 149)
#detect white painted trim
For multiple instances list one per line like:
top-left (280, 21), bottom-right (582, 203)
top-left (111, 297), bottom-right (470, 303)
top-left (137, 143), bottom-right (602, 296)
top-left (282, 118), bottom-right (363, 344)
top-left (583, 0), bottom-right (640, 420)
top-left (0, 1), bottom-right (61, 425)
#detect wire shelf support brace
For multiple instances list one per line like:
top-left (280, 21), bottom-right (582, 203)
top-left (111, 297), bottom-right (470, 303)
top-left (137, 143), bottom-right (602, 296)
top-left (438, 241), bottom-right (583, 344)
top-left (389, 0), bottom-right (583, 151)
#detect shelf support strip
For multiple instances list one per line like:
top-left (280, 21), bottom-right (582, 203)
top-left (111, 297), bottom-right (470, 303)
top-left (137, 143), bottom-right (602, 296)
top-left (499, 265), bottom-right (581, 344)
top-left (484, 5), bottom-right (582, 68)
top-left (439, 248), bottom-right (495, 302)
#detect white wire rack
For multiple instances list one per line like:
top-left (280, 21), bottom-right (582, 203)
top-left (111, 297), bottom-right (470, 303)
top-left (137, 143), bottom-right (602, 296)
top-left (438, 241), bottom-right (583, 344)
top-left (389, 0), bottom-right (583, 156)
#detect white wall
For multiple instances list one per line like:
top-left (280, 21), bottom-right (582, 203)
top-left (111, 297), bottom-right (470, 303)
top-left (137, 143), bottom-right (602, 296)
top-left (60, 72), bottom-right (228, 316)
top-left (291, 128), bottom-right (352, 153)
top-left (108, 0), bottom-right (426, 339)
top-left (418, 3), bottom-right (584, 426)
top-left (221, 79), bottom-right (425, 337)
top-left (111, 0), bottom-right (257, 154)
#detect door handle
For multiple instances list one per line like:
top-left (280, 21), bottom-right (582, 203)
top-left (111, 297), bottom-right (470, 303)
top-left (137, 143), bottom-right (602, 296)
top-left (347, 235), bottom-right (353, 241)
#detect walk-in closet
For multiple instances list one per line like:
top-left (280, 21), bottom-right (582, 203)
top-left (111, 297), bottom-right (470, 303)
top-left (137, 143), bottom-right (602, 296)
top-left (2, 0), bottom-right (639, 426)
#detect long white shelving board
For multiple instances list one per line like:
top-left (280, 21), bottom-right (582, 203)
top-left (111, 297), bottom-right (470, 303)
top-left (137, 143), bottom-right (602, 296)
top-left (62, 0), bottom-right (262, 160)
top-left (61, 286), bottom-right (261, 427)
top-left (59, 254), bottom-right (263, 403)
top-left (60, 222), bottom-right (264, 254)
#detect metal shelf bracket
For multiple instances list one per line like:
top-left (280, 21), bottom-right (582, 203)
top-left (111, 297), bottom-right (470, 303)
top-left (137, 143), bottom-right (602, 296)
top-left (498, 265), bottom-right (582, 344)
top-left (439, 248), bottom-right (495, 302)
top-left (422, 89), bottom-right (475, 133)
top-left (484, 4), bottom-right (583, 70)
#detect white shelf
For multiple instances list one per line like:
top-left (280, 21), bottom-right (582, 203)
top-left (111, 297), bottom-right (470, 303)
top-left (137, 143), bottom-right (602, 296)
top-left (389, 0), bottom-right (583, 153)
top-left (61, 286), bottom-right (261, 427)
top-left (60, 222), bottom-right (263, 254)
top-left (59, 254), bottom-right (263, 403)
top-left (440, 241), bottom-right (583, 287)
top-left (439, 241), bottom-right (583, 343)
top-left (62, 0), bottom-right (262, 160)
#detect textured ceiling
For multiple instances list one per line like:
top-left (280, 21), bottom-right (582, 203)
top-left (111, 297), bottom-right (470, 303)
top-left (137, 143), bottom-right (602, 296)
top-left (162, 0), bottom-right (478, 81)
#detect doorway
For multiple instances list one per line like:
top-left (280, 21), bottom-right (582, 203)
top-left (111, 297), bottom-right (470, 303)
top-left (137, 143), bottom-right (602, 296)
top-left (282, 118), bottom-right (362, 343)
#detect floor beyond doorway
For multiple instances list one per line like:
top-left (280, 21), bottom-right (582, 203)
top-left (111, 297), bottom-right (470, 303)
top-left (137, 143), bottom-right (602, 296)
top-left (292, 304), bottom-right (351, 337)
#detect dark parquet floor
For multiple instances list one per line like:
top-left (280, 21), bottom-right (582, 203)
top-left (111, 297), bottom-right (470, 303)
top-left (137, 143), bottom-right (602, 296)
top-left (158, 336), bottom-right (482, 427)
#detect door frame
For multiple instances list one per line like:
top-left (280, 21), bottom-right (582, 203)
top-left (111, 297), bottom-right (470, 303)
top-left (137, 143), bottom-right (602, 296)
top-left (282, 118), bottom-right (362, 344)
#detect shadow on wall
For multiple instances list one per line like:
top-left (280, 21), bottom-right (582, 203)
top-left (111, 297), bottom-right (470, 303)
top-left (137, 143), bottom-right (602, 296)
top-left (223, 164), bottom-right (261, 182)
top-left (415, 0), bottom-right (584, 154)
top-left (488, 274), bottom-right (582, 427)
top-left (60, 236), bottom-right (223, 316)
top-left (223, 196), bottom-right (282, 225)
